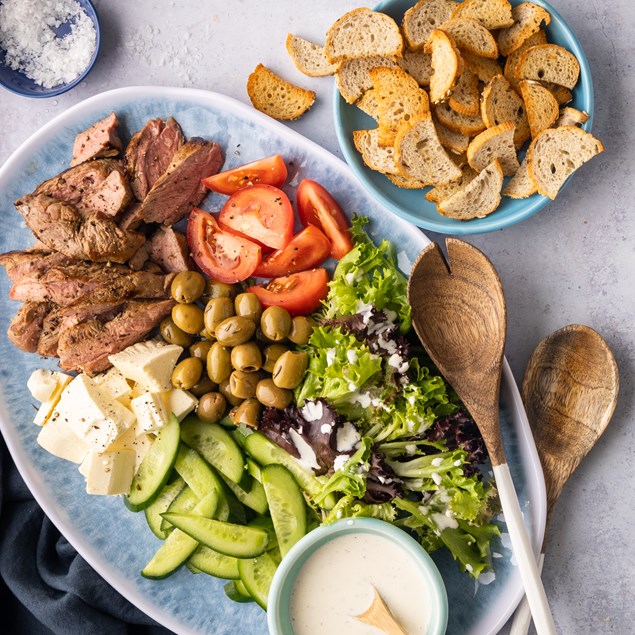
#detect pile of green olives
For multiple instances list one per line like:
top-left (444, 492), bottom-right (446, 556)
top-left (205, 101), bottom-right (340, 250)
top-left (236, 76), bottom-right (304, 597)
top-left (160, 272), bottom-right (314, 428)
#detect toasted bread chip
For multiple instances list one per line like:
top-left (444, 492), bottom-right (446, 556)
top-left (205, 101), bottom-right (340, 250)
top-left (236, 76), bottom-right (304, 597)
top-left (402, 0), bottom-right (457, 50)
top-left (425, 30), bottom-right (463, 103)
top-left (451, 0), bottom-right (514, 29)
top-left (336, 55), bottom-right (399, 103)
top-left (556, 107), bottom-right (589, 128)
top-left (386, 172), bottom-right (428, 189)
top-left (356, 89), bottom-right (381, 120)
top-left (325, 8), bottom-right (403, 63)
top-left (467, 121), bottom-right (520, 175)
top-left (516, 44), bottom-right (580, 90)
top-left (438, 159), bottom-right (504, 219)
top-left (463, 53), bottom-right (503, 83)
top-left (398, 50), bottom-right (433, 86)
top-left (435, 102), bottom-right (486, 136)
top-left (498, 2), bottom-right (551, 57)
top-left (434, 119), bottom-right (470, 154)
top-left (353, 129), bottom-right (399, 174)
top-left (503, 29), bottom-right (547, 93)
top-left (502, 155), bottom-right (536, 198)
top-left (519, 80), bottom-right (559, 138)
top-left (481, 73), bottom-right (530, 148)
top-left (247, 64), bottom-right (315, 120)
top-left (441, 17), bottom-right (499, 58)
top-left (394, 113), bottom-right (462, 185)
top-left (426, 164), bottom-right (478, 203)
top-left (544, 82), bottom-right (572, 106)
top-left (527, 126), bottom-right (603, 199)
top-left (286, 35), bottom-right (338, 77)
top-left (449, 69), bottom-right (480, 116)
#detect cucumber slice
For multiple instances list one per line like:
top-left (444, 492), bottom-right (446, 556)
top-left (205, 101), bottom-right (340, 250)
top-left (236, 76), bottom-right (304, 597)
top-left (181, 416), bottom-right (245, 484)
top-left (238, 551), bottom-right (277, 610)
top-left (262, 464), bottom-right (307, 558)
top-left (161, 513), bottom-right (269, 558)
top-left (249, 517), bottom-right (279, 553)
top-left (185, 561), bottom-right (201, 574)
top-left (245, 457), bottom-right (262, 482)
top-left (160, 485), bottom-right (199, 534)
top-left (220, 473), bottom-right (268, 515)
top-left (141, 491), bottom-right (218, 579)
top-left (224, 580), bottom-right (254, 603)
top-left (222, 484), bottom-right (248, 524)
top-left (189, 545), bottom-right (240, 580)
top-left (125, 415), bottom-right (180, 512)
top-left (144, 477), bottom-right (185, 539)
top-left (174, 445), bottom-right (224, 499)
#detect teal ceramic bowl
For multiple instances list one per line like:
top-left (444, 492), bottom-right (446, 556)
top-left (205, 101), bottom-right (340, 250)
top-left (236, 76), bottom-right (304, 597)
top-left (333, 0), bottom-right (594, 235)
top-left (267, 518), bottom-right (449, 635)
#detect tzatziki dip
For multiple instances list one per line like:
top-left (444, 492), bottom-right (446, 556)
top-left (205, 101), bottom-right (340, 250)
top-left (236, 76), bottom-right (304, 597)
top-left (289, 532), bottom-right (431, 634)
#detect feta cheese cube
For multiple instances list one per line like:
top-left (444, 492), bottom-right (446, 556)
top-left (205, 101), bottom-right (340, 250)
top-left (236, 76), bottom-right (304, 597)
top-left (38, 416), bottom-right (89, 464)
top-left (162, 389), bottom-right (197, 422)
top-left (107, 424), bottom-right (153, 472)
top-left (91, 368), bottom-right (132, 406)
top-left (33, 372), bottom-right (73, 426)
top-left (109, 340), bottom-right (182, 392)
top-left (83, 449), bottom-right (136, 495)
top-left (130, 392), bottom-right (169, 434)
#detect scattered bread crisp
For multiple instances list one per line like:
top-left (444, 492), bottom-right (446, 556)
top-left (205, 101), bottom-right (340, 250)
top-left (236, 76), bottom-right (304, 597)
top-left (497, 2), bottom-right (551, 57)
top-left (336, 56), bottom-right (399, 104)
top-left (481, 74), bottom-right (530, 148)
top-left (503, 29), bottom-right (547, 93)
top-left (402, 0), bottom-right (457, 50)
top-left (285, 35), bottom-right (338, 77)
top-left (438, 159), bottom-right (504, 219)
top-left (353, 129), bottom-right (399, 174)
top-left (435, 101), bottom-right (486, 136)
top-left (515, 44), bottom-right (580, 89)
top-left (398, 50), bottom-right (433, 86)
top-left (449, 68), bottom-right (480, 116)
top-left (463, 52), bottom-right (503, 82)
top-left (519, 80), bottom-right (560, 138)
top-left (324, 8), bottom-right (403, 63)
top-left (556, 107), bottom-right (589, 128)
top-left (356, 89), bottom-right (381, 120)
top-left (451, 0), bottom-right (514, 29)
top-left (441, 17), bottom-right (499, 59)
top-left (467, 121), bottom-right (520, 175)
top-left (426, 164), bottom-right (478, 203)
top-left (247, 64), bottom-right (315, 120)
top-left (545, 83), bottom-right (573, 106)
top-left (425, 30), bottom-right (464, 103)
top-left (503, 155), bottom-right (536, 198)
top-left (527, 126), bottom-right (603, 199)
top-left (434, 119), bottom-right (471, 154)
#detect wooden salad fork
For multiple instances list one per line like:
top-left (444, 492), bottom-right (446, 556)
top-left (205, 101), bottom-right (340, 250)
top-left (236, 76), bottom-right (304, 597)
top-left (354, 586), bottom-right (408, 635)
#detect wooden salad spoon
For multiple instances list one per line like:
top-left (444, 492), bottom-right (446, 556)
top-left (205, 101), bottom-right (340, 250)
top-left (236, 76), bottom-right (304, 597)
top-left (407, 238), bottom-right (556, 635)
top-left (354, 586), bottom-right (407, 635)
top-left (509, 324), bottom-right (619, 634)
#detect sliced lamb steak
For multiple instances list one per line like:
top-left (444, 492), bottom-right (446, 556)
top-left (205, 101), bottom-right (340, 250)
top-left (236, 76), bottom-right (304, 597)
top-left (7, 301), bottom-right (51, 353)
top-left (79, 170), bottom-right (132, 217)
top-left (57, 299), bottom-right (175, 374)
top-left (0, 250), bottom-right (74, 284)
top-left (125, 117), bottom-right (185, 201)
top-left (71, 113), bottom-right (123, 167)
top-left (16, 194), bottom-right (145, 263)
top-left (138, 138), bottom-right (224, 225)
top-left (148, 227), bottom-right (193, 272)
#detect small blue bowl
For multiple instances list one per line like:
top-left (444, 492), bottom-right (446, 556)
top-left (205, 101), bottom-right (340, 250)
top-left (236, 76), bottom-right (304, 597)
top-left (333, 0), bottom-right (594, 235)
top-left (268, 518), bottom-right (448, 635)
top-left (0, 0), bottom-right (100, 98)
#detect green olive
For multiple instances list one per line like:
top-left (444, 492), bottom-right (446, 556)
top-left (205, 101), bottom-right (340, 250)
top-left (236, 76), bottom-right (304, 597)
top-left (160, 316), bottom-right (194, 347)
top-left (231, 342), bottom-right (262, 373)
top-left (272, 350), bottom-right (309, 389)
top-left (256, 378), bottom-right (293, 409)
top-left (207, 342), bottom-right (232, 384)
top-left (234, 292), bottom-right (263, 323)
top-left (204, 297), bottom-right (235, 336)
top-left (255, 327), bottom-right (273, 343)
top-left (172, 357), bottom-right (203, 390)
top-left (229, 370), bottom-right (262, 400)
top-left (204, 279), bottom-right (236, 302)
top-left (219, 378), bottom-right (244, 407)
top-left (260, 306), bottom-right (292, 342)
top-left (262, 343), bottom-right (289, 373)
top-left (190, 375), bottom-right (217, 397)
top-left (215, 316), bottom-right (256, 347)
top-left (197, 391), bottom-right (227, 423)
top-left (232, 398), bottom-right (262, 428)
top-left (171, 271), bottom-right (206, 304)
top-left (189, 340), bottom-right (212, 362)
top-left (172, 303), bottom-right (205, 335)
top-left (198, 327), bottom-right (216, 341)
top-left (288, 316), bottom-right (314, 345)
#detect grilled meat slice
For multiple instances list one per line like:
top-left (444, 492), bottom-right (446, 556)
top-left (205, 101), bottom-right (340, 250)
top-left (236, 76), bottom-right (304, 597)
top-left (0, 249), bottom-right (74, 284)
top-left (138, 138), bottom-right (223, 225)
top-left (71, 113), bottom-right (122, 167)
top-left (148, 227), bottom-right (193, 272)
top-left (117, 201), bottom-right (145, 230)
top-left (126, 117), bottom-right (185, 201)
top-left (57, 299), bottom-right (175, 374)
top-left (16, 194), bottom-right (145, 263)
top-left (7, 301), bottom-right (51, 353)
top-left (79, 169), bottom-right (132, 217)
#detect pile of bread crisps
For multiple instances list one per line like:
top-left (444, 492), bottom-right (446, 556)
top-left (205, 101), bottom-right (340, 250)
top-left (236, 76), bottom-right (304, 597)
top-left (246, 0), bottom-right (604, 221)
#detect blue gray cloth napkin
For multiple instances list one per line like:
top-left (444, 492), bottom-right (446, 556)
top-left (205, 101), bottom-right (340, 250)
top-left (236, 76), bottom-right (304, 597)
top-left (0, 433), bottom-right (172, 635)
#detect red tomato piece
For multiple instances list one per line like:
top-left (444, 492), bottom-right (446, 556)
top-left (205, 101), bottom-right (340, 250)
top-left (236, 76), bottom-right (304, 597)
top-left (247, 269), bottom-right (330, 316)
top-left (187, 208), bottom-right (261, 284)
top-left (219, 184), bottom-right (294, 250)
top-left (253, 225), bottom-right (331, 278)
top-left (296, 179), bottom-right (353, 260)
top-left (202, 155), bottom-right (287, 195)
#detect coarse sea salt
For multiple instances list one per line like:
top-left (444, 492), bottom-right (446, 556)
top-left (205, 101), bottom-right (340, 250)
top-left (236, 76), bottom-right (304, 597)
top-left (0, 0), bottom-right (96, 89)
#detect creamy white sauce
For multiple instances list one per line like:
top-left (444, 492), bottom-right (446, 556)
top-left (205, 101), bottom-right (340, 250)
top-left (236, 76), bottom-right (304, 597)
top-left (290, 532), bottom-right (431, 635)
top-left (289, 429), bottom-right (320, 472)
top-left (336, 422), bottom-right (361, 452)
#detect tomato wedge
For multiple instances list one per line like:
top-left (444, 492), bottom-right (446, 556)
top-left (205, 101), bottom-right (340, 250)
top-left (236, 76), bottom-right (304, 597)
top-left (247, 269), bottom-right (329, 316)
top-left (187, 208), bottom-right (261, 284)
top-left (253, 226), bottom-right (331, 278)
top-left (219, 184), bottom-right (294, 250)
top-left (296, 179), bottom-right (353, 260)
top-left (202, 155), bottom-right (287, 195)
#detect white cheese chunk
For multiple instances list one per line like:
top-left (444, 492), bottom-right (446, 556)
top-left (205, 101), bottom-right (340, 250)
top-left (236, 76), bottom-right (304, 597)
top-left (130, 392), bottom-right (169, 434)
top-left (83, 449), bottom-right (136, 495)
top-left (38, 415), bottom-right (89, 464)
top-left (33, 372), bottom-right (73, 426)
top-left (51, 375), bottom-right (136, 453)
top-left (106, 424), bottom-right (153, 472)
top-left (91, 368), bottom-right (132, 405)
top-left (162, 389), bottom-right (197, 422)
top-left (109, 340), bottom-right (182, 392)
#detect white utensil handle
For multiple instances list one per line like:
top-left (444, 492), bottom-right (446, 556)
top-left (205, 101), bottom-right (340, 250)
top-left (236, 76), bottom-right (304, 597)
top-left (493, 464), bottom-right (556, 635)
top-left (509, 553), bottom-right (546, 635)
